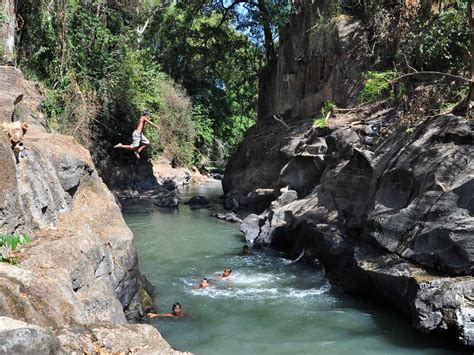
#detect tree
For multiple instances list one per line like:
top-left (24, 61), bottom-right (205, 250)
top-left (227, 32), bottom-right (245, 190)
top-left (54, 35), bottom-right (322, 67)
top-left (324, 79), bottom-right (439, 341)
top-left (453, 0), bottom-right (474, 116)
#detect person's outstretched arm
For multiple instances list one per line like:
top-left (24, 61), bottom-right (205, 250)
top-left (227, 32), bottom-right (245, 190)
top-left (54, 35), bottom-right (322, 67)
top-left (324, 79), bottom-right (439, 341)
top-left (144, 118), bottom-right (159, 129)
top-left (146, 312), bottom-right (174, 318)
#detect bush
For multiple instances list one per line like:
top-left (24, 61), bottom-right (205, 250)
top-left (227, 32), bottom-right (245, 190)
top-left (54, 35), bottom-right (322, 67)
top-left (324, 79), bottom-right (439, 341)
top-left (358, 70), bottom-right (396, 103)
top-left (0, 233), bottom-right (32, 265)
top-left (157, 81), bottom-right (195, 165)
top-left (40, 76), bottom-right (98, 147)
top-left (0, 11), bottom-right (8, 25)
top-left (313, 100), bottom-right (336, 127)
top-left (412, 3), bottom-right (469, 73)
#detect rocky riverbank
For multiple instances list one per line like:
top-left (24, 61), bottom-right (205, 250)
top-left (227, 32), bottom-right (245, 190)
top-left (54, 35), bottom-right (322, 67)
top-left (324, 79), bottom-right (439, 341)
top-left (222, 2), bottom-right (473, 349)
top-left (0, 67), bottom-right (187, 354)
top-left (229, 112), bottom-right (473, 347)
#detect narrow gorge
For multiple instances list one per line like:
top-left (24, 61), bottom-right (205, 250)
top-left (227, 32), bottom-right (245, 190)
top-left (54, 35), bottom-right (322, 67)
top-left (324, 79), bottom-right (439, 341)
top-left (0, 0), bottom-right (473, 353)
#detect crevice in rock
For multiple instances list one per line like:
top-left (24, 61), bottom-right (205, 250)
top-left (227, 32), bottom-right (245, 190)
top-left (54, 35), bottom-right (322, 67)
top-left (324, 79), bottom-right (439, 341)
top-left (71, 279), bottom-right (82, 293)
top-left (434, 133), bottom-right (473, 146)
top-left (66, 185), bottom-right (79, 199)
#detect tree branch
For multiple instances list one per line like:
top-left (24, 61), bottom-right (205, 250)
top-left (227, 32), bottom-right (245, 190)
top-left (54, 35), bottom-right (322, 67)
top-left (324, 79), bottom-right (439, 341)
top-left (273, 114), bottom-right (290, 129)
top-left (202, 0), bottom-right (249, 46)
top-left (390, 71), bottom-right (471, 84)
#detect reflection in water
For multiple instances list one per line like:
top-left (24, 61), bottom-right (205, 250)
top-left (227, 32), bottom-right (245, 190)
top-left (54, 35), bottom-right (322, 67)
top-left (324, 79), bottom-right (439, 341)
top-left (123, 180), bottom-right (467, 355)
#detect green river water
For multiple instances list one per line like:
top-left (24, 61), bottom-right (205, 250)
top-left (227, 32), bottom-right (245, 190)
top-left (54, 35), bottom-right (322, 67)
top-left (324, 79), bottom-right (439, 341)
top-left (122, 180), bottom-right (467, 355)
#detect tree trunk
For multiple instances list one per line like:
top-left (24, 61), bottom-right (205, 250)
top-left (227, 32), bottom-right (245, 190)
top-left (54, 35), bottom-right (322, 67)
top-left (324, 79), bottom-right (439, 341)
top-left (0, 0), bottom-right (16, 60)
top-left (453, 0), bottom-right (474, 117)
top-left (58, 0), bottom-right (67, 77)
top-left (469, 0), bottom-right (474, 112)
top-left (257, 0), bottom-right (276, 64)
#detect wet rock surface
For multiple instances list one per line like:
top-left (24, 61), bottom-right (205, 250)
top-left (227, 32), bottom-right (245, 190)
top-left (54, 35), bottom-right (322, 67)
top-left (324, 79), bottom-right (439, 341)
top-left (215, 212), bottom-right (243, 223)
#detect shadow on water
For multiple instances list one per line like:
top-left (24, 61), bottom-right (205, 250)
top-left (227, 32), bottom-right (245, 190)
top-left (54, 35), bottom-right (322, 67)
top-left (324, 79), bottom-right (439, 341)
top-left (325, 288), bottom-right (471, 354)
top-left (123, 180), bottom-right (471, 355)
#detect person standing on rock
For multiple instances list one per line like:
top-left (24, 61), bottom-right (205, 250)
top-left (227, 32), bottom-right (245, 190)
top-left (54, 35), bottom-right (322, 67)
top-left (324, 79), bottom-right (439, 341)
top-left (113, 111), bottom-right (158, 159)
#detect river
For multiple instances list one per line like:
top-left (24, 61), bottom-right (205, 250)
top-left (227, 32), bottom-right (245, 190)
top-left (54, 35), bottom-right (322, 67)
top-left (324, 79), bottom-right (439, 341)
top-left (122, 180), bottom-right (467, 355)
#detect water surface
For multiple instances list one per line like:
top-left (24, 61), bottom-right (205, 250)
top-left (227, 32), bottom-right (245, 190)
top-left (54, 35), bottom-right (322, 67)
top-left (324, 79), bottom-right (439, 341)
top-left (123, 180), bottom-right (467, 355)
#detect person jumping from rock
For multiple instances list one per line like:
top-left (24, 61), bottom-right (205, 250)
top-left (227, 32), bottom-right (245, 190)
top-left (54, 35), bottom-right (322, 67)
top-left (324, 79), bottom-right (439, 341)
top-left (113, 111), bottom-right (158, 159)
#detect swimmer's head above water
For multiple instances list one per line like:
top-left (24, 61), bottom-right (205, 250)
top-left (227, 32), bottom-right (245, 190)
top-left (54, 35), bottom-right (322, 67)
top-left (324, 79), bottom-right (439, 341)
top-left (172, 303), bottom-right (183, 316)
top-left (241, 245), bottom-right (251, 255)
top-left (220, 267), bottom-right (232, 278)
top-left (199, 278), bottom-right (209, 288)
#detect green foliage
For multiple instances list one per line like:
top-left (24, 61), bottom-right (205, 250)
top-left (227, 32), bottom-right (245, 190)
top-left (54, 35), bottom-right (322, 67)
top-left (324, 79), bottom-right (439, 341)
top-left (411, 2), bottom-right (469, 72)
top-left (192, 104), bottom-right (215, 156)
top-left (313, 100), bottom-right (336, 127)
top-left (16, 0), bottom-right (283, 166)
top-left (0, 45), bottom-right (7, 64)
top-left (440, 84), bottom-right (470, 111)
top-left (0, 11), bottom-right (8, 25)
top-left (0, 233), bottom-right (32, 265)
top-left (313, 117), bottom-right (327, 128)
top-left (156, 81), bottom-right (195, 165)
top-left (146, 3), bottom-right (263, 162)
top-left (358, 71), bottom-right (396, 103)
top-left (16, 1), bottom-right (196, 163)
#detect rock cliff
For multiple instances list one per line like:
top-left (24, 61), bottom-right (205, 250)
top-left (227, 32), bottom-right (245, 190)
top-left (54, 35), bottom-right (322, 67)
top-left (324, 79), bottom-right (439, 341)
top-left (223, 2), bottom-right (474, 349)
top-left (0, 67), bottom-right (185, 354)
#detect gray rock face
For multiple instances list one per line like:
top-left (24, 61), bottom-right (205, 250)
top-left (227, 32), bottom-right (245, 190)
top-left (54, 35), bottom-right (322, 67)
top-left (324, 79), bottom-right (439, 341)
top-left (0, 317), bottom-right (188, 355)
top-left (240, 214), bottom-right (265, 244)
top-left (258, 3), bottom-right (369, 123)
top-left (246, 188), bottom-right (278, 213)
top-left (57, 324), bottom-right (189, 354)
top-left (154, 194), bottom-right (180, 208)
top-left (0, 317), bottom-right (59, 355)
top-left (365, 117), bottom-right (474, 276)
top-left (215, 212), bottom-right (243, 223)
top-left (229, 113), bottom-right (474, 348)
top-left (223, 1), bottom-right (473, 349)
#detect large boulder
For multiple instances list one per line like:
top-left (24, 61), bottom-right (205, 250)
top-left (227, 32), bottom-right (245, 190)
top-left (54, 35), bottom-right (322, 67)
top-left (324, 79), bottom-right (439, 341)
top-left (237, 114), bottom-right (474, 348)
top-left (0, 317), bottom-right (59, 354)
top-left (365, 116), bottom-right (474, 275)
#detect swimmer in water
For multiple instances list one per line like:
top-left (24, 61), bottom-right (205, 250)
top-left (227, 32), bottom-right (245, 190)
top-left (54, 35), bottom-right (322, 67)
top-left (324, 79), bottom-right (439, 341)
top-left (146, 303), bottom-right (185, 318)
top-left (198, 277), bottom-right (209, 289)
top-left (220, 267), bottom-right (232, 279)
top-left (240, 245), bottom-right (251, 255)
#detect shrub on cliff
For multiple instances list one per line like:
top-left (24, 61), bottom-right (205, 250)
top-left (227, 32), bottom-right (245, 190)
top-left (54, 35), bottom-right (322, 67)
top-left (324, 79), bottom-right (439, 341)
top-left (313, 100), bottom-right (336, 127)
top-left (407, 2), bottom-right (469, 73)
top-left (358, 71), bottom-right (396, 103)
top-left (0, 233), bottom-right (31, 265)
